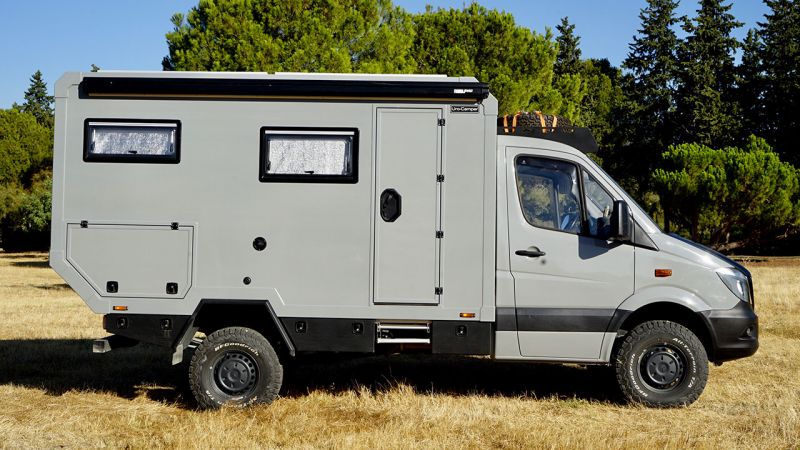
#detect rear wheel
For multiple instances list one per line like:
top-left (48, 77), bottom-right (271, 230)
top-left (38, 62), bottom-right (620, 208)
top-left (614, 320), bottom-right (708, 407)
top-left (189, 326), bottom-right (283, 409)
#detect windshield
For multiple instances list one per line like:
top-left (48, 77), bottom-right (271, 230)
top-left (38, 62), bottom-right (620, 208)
top-left (583, 157), bottom-right (661, 233)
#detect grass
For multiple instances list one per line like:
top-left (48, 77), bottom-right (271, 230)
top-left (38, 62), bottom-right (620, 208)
top-left (0, 252), bottom-right (798, 449)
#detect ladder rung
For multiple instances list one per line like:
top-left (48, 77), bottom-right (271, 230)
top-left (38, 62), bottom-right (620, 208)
top-left (376, 338), bottom-right (431, 344)
top-left (376, 323), bottom-right (430, 331)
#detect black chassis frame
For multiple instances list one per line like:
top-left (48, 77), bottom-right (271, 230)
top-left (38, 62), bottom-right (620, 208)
top-left (102, 299), bottom-right (494, 362)
top-left (101, 299), bottom-right (757, 364)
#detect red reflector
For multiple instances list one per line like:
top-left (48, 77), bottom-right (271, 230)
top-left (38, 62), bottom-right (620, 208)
top-left (655, 269), bottom-right (673, 278)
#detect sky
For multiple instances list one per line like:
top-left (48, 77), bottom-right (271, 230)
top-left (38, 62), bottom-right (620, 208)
top-left (0, 0), bottom-right (771, 108)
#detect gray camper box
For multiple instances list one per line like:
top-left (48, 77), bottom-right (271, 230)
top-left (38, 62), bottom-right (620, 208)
top-left (51, 71), bottom-right (758, 408)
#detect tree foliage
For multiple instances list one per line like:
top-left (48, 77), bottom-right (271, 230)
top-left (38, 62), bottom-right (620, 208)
top-left (675, 0), bottom-right (741, 147)
top-left (653, 136), bottom-right (800, 247)
top-left (0, 170), bottom-right (52, 251)
top-left (413, 4), bottom-right (561, 115)
top-left (757, 0), bottom-right (800, 165)
top-left (554, 17), bottom-right (581, 76)
top-left (0, 71), bottom-right (54, 250)
top-left (604, 0), bottom-right (683, 200)
top-left (163, 0), bottom-right (416, 73)
top-left (0, 109), bottom-right (52, 185)
top-left (16, 71), bottom-right (54, 130)
top-left (579, 59), bottom-right (624, 148)
top-left (737, 29), bottom-right (765, 141)
top-left (622, 0), bottom-right (681, 152)
top-left (164, 1), bottom-right (569, 116)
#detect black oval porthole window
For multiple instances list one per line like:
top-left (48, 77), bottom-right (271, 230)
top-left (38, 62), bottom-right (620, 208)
top-left (253, 237), bottom-right (267, 251)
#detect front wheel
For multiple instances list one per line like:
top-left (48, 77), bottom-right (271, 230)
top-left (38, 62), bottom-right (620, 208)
top-left (189, 326), bottom-right (283, 409)
top-left (614, 320), bottom-right (708, 407)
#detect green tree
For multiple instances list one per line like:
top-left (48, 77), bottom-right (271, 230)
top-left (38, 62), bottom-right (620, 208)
top-left (164, 1), bottom-right (568, 117)
top-left (16, 71), bottom-right (54, 129)
top-left (0, 109), bottom-right (52, 185)
top-left (652, 136), bottom-right (800, 247)
top-left (608, 0), bottom-right (681, 200)
top-left (623, 0), bottom-right (681, 144)
top-left (411, 4), bottom-right (561, 115)
top-left (675, 0), bottom-right (742, 147)
top-left (1, 171), bottom-right (52, 251)
top-left (551, 17), bottom-right (587, 125)
top-left (758, 0), bottom-right (800, 164)
top-left (579, 59), bottom-right (624, 148)
top-left (737, 29), bottom-right (765, 141)
top-left (163, 0), bottom-right (416, 74)
top-left (554, 17), bottom-right (581, 76)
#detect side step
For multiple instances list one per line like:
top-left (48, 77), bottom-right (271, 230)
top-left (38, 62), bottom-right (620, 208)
top-left (92, 334), bottom-right (139, 353)
top-left (376, 322), bottom-right (431, 344)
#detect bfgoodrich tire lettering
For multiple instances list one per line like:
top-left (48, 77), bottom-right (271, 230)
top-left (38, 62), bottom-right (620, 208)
top-left (189, 327), bottom-right (283, 409)
top-left (614, 320), bottom-right (708, 407)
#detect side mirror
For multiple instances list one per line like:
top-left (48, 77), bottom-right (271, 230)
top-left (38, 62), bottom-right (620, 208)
top-left (610, 200), bottom-right (632, 242)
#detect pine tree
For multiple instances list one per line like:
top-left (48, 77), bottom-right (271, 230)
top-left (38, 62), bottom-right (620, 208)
top-left (759, 0), bottom-right (800, 164)
top-left (554, 17), bottom-right (581, 76)
top-left (616, 0), bottom-right (681, 197)
top-left (162, 0), bottom-right (417, 74)
top-left (19, 71), bottom-right (54, 129)
top-left (675, 0), bottom-right (742, 147)
top-left (737, 29), bottom-right (765, 141)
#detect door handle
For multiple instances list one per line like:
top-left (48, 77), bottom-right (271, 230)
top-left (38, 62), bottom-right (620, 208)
top-left (380, 188), bottom-right (402, 222)
top-left (515, 247), bottom-right (546, 258)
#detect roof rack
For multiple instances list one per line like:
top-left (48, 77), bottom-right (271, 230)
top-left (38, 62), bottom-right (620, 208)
top-left (497, 112), bottom-right (598, 154)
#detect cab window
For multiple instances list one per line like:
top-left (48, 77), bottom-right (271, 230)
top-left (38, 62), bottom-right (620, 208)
top-left (516, 156), bottom-right (582, 234)
top-left (582, 170), bottom-right (614, 239)
top-left (515, 156), bottom-right (617, 239)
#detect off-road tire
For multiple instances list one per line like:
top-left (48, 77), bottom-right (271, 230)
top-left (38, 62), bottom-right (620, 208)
top-left (614, 320), bottom-right (708, 407)
top-left (189, 327), bottom-right (283, 409)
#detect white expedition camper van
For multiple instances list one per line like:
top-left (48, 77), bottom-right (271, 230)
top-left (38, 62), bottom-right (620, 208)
top-left (50, 71), bottom-right (758, 409)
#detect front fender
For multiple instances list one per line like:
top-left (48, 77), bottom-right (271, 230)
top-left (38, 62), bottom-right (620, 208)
top-left (616, 285), bottom-right (713, 314)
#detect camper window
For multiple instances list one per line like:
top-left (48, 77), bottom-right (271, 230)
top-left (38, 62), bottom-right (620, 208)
top-left (259, 128), bottom-right (358, 183)
top-left (83, 119), bottom-right (180, 163)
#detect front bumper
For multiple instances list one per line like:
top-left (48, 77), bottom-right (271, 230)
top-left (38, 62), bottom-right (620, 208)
top-left (702, 301), bottom-right (759, 362)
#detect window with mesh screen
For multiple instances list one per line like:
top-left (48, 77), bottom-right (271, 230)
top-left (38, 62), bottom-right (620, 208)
top-left (84, 120), bottom-right (180, 163)
top-left (259, 128), bottom-right (358, 183)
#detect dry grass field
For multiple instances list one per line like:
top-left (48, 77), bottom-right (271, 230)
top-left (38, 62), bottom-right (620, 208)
top-left (0, 252), bottom-right (798, 449)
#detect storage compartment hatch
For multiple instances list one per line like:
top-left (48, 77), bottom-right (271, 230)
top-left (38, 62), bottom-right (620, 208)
top-left (67, 223), bottom-right (193, 298)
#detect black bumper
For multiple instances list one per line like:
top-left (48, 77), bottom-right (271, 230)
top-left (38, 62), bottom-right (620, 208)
top-left (702, 302), bottom-right (759, 362)
top-left (103, 313), bottom-right (191, 347)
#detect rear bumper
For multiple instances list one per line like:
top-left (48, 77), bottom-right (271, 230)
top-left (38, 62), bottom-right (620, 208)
top-left (702, 302), bottom-right (759, 363)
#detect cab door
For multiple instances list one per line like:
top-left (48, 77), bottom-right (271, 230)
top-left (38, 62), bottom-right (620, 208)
top-left (505, 147), bottom-right (634, 359)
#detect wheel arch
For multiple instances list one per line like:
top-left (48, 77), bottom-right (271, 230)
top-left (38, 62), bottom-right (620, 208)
top-left (610, 301), bottom-right (715, 362)
top-left (173, 299), bottom-right (296, 364)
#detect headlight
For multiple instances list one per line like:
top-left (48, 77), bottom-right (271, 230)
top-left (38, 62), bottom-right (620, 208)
top-left (717, 268), bottom-right (751, 303)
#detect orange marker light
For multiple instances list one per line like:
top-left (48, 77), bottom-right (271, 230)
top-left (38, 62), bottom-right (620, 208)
top-left (655, 269), bottom-right (673, 278)
top-left (113, 305), bottom-right (128, 311)
top-left (459, 312), bottom-right (476, 318)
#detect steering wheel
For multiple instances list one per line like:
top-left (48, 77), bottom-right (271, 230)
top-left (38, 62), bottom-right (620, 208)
top-left (560, 211), bottom-right (580, 232)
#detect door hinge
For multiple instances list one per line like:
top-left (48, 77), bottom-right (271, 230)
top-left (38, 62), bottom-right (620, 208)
top-left (435, 230), bottom-right (444, 238)
top-left (436, 174), bottom-right (445, 182)
top-left (435, 287), bottom-right (443, 295)
top-left (437, 118), bottom-right (446, 126)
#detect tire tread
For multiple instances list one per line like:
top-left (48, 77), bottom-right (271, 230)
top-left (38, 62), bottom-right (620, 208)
top-left (189, 326), bottom-right (283, 409)
top-left (614, 320), bottom-right (708, 407)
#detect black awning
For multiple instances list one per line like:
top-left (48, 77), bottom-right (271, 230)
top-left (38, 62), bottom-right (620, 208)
top-left (80, 76), bottom-right (490, 102)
